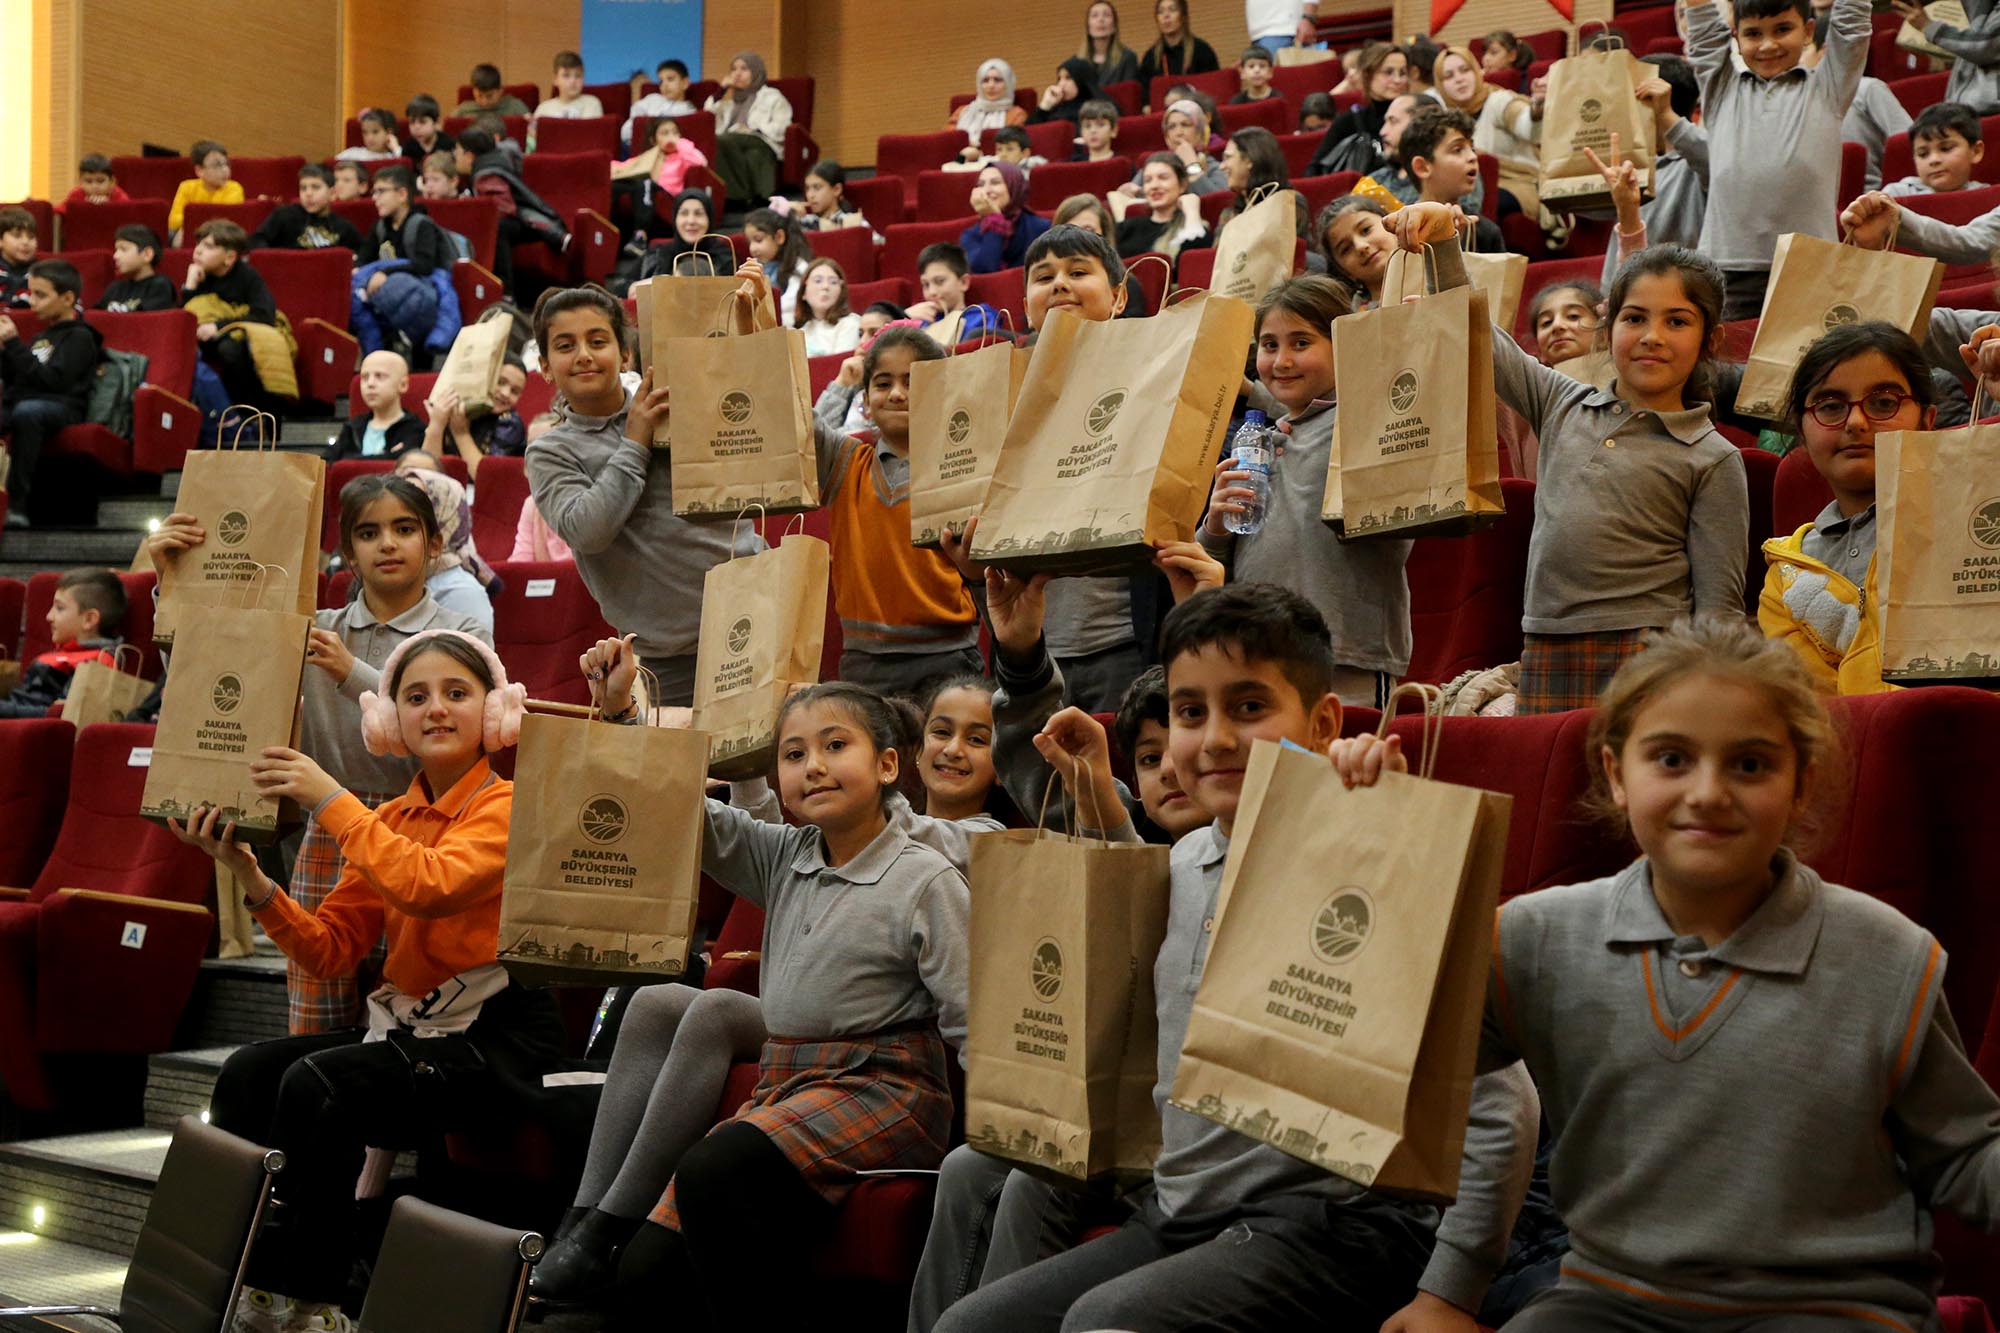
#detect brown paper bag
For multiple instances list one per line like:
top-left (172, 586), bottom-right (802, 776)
top-left (1170, 689), bottom-right (1511, 1199)
top-left (1275, 45), bottom-right (1338, 65)
top-left (693, 529), bottom-right (831, 779)
top-left (432, 317), bottom-right (512, 416)
top-left (0, 661), bottom-right (20, 700)
top-left (1326, 246), bottom-right (1503, 539)
top-left (1876, 418), bottom-right (2000, 686)
top-left (964, 773), bottom-right (1171, 1181)
top-left (60, 645), bottom-right (152, 728)
top-left (908, 333), bottom-right (1031, 549)
top-left (1538, 47), bottom-right (1659, 211)
top-left (1897, 0), bottom-right (1969, 56)
top-left (1735, 231), bottom-right (1943, 421)
top-left (665, 310), bottom-right (820, 516)
top-left (1462, 245), bottom-right (1528, 335)
top-left (154, 412), bottom-right (323, 647)
top-left (1208, 186), bottom-right (1297, 305)
top-left (644, 257), bottom-right (780, 381)
top-left (501, 702), bottom-right (710, 983)
top-left (141, 601), bottom-right (310, 844)
top-left (969, 291), bottom-right (1255, 574)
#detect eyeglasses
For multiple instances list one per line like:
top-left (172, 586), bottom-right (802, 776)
top-left (1805, 390), bottom-right (1919, 428)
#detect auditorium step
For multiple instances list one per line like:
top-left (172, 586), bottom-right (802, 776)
top-left (175, 948), bottom-right (290, 1050)
top-left (142, 1048), bottom-right (236, 1131)
top-left (0, 1229), bottom-right (124, 1328)
top-left (0, 1125), bottom-right (166, 1260)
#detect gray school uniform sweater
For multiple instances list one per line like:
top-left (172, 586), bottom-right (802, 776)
top-left (700, 797), bottom-right (970, 1048)
top-left (524, 390), bottom-right (761, 662)
top-left (1922, 305), bottom-right (2000, 427)
top-left (1845, 76), bottom-right (1915, 191)
top-left (303, 594), bottom-right (489, 796)
top-left (1687, 0), bottom-right (1869, 270)
top-left (1927, 0), bottom-right (2000, 114)
top-left (1598, 119), bottom-right (1710, 289)
top-left (1894, 201), bottom-right (2000, 265)
top-left (1438, 854), bottom-right (2000, 1326)
top-left (1434, 243), bottom-right (1751, 636)
top-left (1198, 399), bottom-right (1413, 677)
top-left (1098, 813), bottom-right (1540, 1307)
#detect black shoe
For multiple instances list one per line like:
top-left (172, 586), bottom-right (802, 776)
top-left (528, 1207), bottom-right (640, 1308)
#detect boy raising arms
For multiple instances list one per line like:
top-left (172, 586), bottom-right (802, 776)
top-left (1683, 0), bottom-right (1870, 320)
top-left (933, 584), bottom-right (1535, 1333)
top-left (251, 165), bottom-right (365, 252)
top-left (99, 225), bottom-right (175, 312)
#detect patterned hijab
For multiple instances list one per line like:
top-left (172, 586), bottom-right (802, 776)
top-left (410, 468), bottom-right (498, 591)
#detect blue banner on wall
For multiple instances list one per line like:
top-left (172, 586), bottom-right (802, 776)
top-left (581, 0), bottom-right (705, 84)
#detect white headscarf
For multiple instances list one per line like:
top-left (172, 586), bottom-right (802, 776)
top-left (957, 58), bottom-right (1018, 138)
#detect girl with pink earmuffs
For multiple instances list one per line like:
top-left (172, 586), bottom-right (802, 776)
top-left (168, 629), bottom-right (564, 1332)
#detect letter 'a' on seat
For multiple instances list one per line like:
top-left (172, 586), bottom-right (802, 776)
top-left (0, 1114), bottom-right (283, 1332)
top-left (358, 1196), bottom-right (543, 1333)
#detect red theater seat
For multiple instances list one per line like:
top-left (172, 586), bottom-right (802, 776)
top-left (1026, 158), bottom-right (1135, 207)
top-left (1219, 98), bottom-right (1289, 136)
top-left (1772, 444), bottom-right (1836, 536)
top-left (182, 199), bottom-right (278, 239)
top-left (804, 225), bottom-right (878, 283)
top-left (0, 719), bottom-right (74, 889)
top-left (108, 157), bottom-right (192, 206)
top-left (85, 309), bottom-right (203, 474)
top-left (0, 577), bottom-right (24, 659)
top-left (255, 246), bottom-right (360, 403)
top-left (230, 155), bottom-right (308, 200)
top-left (323, 454), bottom-right (472, 552)
top-left (964, 267), bottom-right (1027, 331)
top-left (425, 197), bottom-right (503, 271)
top-left (1739, 447), bottom-right (1780, 617)
top-left (1404, 477), bottom-right (1535, 685)
top-left (841, 175), bottom-right (908, 229)
top-left (882, 219), bottom-right (980, 283)
top-left (876, 133), bottom-right (972, 208)
top-left (516, 153), bottom-right (620, 284)
top-left (489, 561), bottom-right (614, 704)
top-left (470, 456), bottom-right (531, 565)
top-left (59, 199), bottom-right (172, 254)
top-left (531, 117), bottom-right (621, 157)
top-left (1516, 255), bottom-right (1605, 345)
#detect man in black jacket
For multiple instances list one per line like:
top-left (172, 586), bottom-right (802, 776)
top-left (0, 259), bottom-right (102, 527)
top-left (250, 165), bottom-right (365, 252)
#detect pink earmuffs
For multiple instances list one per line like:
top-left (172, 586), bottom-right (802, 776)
top-left (359, 630), bottom-right (527, 757)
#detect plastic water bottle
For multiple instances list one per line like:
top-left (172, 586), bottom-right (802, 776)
top-left (1224, 410), bottom-right (1274, 536)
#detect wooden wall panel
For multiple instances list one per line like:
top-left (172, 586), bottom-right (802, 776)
top-left (1401, 0), bottom-right (1613, 51)
top-left (77, 0), bottom-right (342, 159)
top-left (344, 0), bottom-right (581, 124)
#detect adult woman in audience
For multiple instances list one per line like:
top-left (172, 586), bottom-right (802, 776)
top-left (1435, 43), bottom-right (1542, 217)
top-left (1114, 99), bottom-right (1227, 204)
top-left (638, 189), bottom-right (737, 279)
top-left (1310, 42), bottom-right (1410, 166)
top-left (704, 52), bottom-right (792, 207)
top-left (1138, 0), bottom-right (1221, 89)
top-left (951, 59), bottom-right (1028, 154)
top-left (1080, 2), bottom-right (1142, 88)
top-left (1030, 57), bottom-right (1106, 126)
top-left (1215, 126), bottom-right (1314, 258)
top-left (1114, 153), bottom-right (1210, 260)
top-left (1053, 193), bottom-right (1152, 314)
top-left (961, 162), bottom-right (1050, 272)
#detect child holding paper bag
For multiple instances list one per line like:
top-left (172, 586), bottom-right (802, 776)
top-left (1359, 618), bottom-right (2000, 1333)
top-left (934, 583), bottom-right (1536, 1333)
top-left (1389, 202), bottom-right (1749, 714)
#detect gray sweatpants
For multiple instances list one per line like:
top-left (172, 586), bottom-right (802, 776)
top-left (931, 1187), bottom-right (1436, 1333)
top-left (1506, 1284), bottom-right (1898, 1332)
top-left (907, 1147), bottom-right (1134, 1333)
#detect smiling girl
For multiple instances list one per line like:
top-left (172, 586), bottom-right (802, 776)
top-left (794, 256), bottom-right (863, 356)
top-left (1392, 203), bottom-right (1750, 713)
top-left (1316, 195), bottom-right (1395, 307)
top-left (178, 630), bottom-right (555, 1331)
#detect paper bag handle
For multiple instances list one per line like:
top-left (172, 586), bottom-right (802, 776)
top-left (1840, 211), bottom-right (1900, 252)
top-left (112, 643), bottom-right (144, 676)
top-left (730, 502), bottom-right (769, 553)
top-left (1383, 243), bottom-right (1444, 305)
top-left (672, 249), bottom-right (718, 277)
top-left (1126, 252), bottom-right (1173, 312)
top-left (1572, 19), bottom-right (1620, 55)
top-left (1976, 379), bottom-right (1992, 424)
top-left (218, 406), bottom-right (278, 452)
top-left (1380, 682), bottom-right (1445, 780)
top-left (237, 561), bottom-right (290, 608)
top-left (529, 665), bottom-right (660, 724)
top-left (1033, 756), bottom-right (1111, 841)
top-left (782, 512), bottom-right (808, 540)
top-left (957, 308), bottom-right (1019, 353)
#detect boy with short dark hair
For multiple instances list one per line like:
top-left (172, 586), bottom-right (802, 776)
top-left (1886, 100), bottom-right (1985, 195)
top-left (0, 569), bottom-right (126, 714)
top-left (1403, 103), bottom-right (1505, 250)
top-left (99, 224), bottom-right (176, 311)
top-left (908, 242), bottom-right (1000, 342)
top-left (1686, 0), bottom-right (1870, 320)
top-left (1230, 47), bottom-right (1278, 102)
top-left (0, 260), bottom-right (103, 525)
top-left (250, 164), bottom-right (365, 252)
top-left (932, 582), bottom-right (1534, 1333)
top-left (531, 49), bottom-right (605, 137)
top-left (353, 164), bottom-right (456, 359)
top-left (331, 160), bottom-right (368, 202)
top-left (456, 63), bottom-right (530, 117)
top-left (991, 125), bottom-right (1044, 170)
top-left (181, 219), bottom-right (276, 407)
top-left (1071, 100), bottom-right (1121, 162)
top-left (168, 138), bottom-right (243, 240)
top-left (624, 59), bottom-right (697, 150)
top-left (405, 94), bottom-right (456, 158)
top-left (60, 153), bottom-right (130, 211)
top-left (0, 206), bottom-right (37, 307)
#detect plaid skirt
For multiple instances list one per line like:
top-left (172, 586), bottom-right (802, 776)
top-left (286, 793), bottom-right (393, 1036)
top-left (650, 1022), bottom-right (952, 1231)
top-left (1516, 630), bottom-right (1650, 716)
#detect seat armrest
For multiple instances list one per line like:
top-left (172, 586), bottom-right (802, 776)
top-left (133, 383), bottom-right (201, 474)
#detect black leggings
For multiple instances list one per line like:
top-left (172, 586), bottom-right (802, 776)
top-left (606, 1121), bottom-right (834, 1332)
top-left (208, 984), bottom-right (566, 1302)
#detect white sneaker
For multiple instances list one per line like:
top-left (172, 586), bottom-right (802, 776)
top-left (287, 1304), bottom-right (356, 1333)
top-left (231, 1288), bottom-right (292, 1333)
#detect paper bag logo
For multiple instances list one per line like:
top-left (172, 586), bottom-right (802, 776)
top-left (1031, 938), bottom-right (1064, 1000)
top-left (1230, 250), bottom-right (1249, 275)
top-left (1822, 304), bottom-right (1860, 332)
top-left (1972, 498), bottom-right (2000, 549)
top-left (578, 794), bottom-right (629, 845)
top-left (947, 408), bottom-right (972, 445)
top-left (1580, 98), bottom-right (1603, 124)
top-left (212, 673), bottom-right (243, 715)
top-left (727, 616), bottom-right (753, 654)
top-left (1389, 370), bottom-right (1419, 415)
top-left (1310, 888), bottom-right (1374, 965)
top-left (1085, 389), bottom-right (1126, 438)
top-left (719, 390), bottom-right (753, 424)
top-left (217, 510), bottom-right (250, 547)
